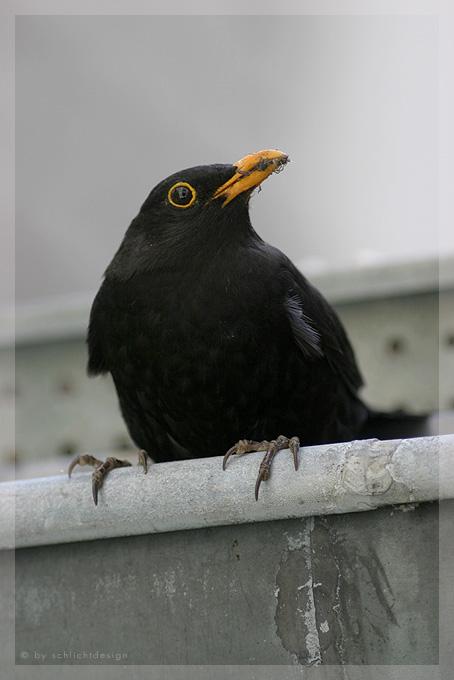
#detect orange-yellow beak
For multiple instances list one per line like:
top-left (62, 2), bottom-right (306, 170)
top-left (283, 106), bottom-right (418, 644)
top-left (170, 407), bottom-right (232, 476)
top-left (211, 149), bottom-right (290, 207)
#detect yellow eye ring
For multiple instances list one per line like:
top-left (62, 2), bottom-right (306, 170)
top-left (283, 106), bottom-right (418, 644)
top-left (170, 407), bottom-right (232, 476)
top-left (168, 182), bottom-right (196, 208)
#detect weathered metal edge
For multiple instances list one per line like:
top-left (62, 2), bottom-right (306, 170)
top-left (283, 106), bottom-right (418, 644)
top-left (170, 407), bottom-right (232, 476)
top-left (1, 434), bottom-right (452, 551)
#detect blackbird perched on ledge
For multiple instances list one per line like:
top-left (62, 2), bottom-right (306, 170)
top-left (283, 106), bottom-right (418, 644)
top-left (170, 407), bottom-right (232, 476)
top-left (69, 149), bottom-right (427, 504)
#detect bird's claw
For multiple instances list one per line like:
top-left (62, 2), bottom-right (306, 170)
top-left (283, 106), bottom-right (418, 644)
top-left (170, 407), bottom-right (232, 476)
top-left (138, 449), bottom-right (148, 474)
top-left (222, 439), bottom-right (258, 469)
top-left (254, 466), bottom-right (268, 501)
top-left (68, 453), bottom-right (105, 478)
top-left (223, 435), bottom-right (300, 500)
top-left (68, 450), bottom-right (148, 505)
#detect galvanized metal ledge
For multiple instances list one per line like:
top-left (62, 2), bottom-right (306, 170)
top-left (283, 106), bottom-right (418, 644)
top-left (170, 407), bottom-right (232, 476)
top-left (1, 434), bottom-right (453, 550)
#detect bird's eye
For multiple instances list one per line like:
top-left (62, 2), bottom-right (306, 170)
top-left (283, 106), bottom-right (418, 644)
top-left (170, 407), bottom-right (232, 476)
top-left (168, 182), bottom-right (196, 208)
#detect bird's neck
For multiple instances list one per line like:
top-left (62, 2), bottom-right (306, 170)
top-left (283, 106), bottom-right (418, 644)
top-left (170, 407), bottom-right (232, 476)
top-left (108, 207), bottom-right (262, 280)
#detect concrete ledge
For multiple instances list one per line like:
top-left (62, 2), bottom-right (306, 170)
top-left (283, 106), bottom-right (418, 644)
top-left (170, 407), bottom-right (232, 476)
top-left (1, 434), bottom-right (452, 550)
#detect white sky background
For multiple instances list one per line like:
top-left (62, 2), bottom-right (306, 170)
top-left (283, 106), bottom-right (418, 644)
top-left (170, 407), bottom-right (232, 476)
top-left (3, 2), bottom-right (454, 304)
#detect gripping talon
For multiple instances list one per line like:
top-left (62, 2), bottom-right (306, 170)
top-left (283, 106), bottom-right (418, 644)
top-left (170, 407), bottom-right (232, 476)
top-left (223, 434), bottom-right (300, 499)
top-left (255, 469), bottom-right (266, 501)
top-left (222, 446), bottom-right (237, 470)
top-left (68, 453), bottom-right (104, 478)
top-left (290, 436), bottom-right (300, 471)
top-left (68, 454), bottom-right (134, 505)
top-left (138, 449), bottom-right (148, 474)
top-left (223, 439), bottom-right (256, 470)
top-left (92, 476), bottom-right (100, 506)
top-left (68, 459), bottom-right (77, 479)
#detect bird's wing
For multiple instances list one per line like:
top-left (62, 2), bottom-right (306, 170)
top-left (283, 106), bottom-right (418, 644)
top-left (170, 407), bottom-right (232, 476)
top-left (277, 258), bottom-right (364, 396)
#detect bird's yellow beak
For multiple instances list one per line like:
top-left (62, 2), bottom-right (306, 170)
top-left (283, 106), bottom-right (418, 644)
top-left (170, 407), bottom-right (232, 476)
top-left (211, 149), bottom-right (290, 207)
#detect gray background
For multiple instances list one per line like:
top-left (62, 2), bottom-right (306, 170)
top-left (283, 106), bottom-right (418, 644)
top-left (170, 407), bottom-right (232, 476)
top-left (3, 7), bottom-right (453, 679)
top-left (14, 14), bottom-right (443, 305)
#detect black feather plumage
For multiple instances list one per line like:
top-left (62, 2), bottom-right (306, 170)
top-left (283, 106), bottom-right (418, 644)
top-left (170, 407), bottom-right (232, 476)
top-left (87, 155), bottom-right (371, 464)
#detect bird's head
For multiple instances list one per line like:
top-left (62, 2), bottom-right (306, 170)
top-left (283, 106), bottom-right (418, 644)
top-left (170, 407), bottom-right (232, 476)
top-left (139, 149), bottom-right (289, 219)
top-left (109, 150), bottom-right (290, 276)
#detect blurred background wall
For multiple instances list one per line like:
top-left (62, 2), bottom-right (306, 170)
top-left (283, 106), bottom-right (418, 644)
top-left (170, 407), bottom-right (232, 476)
top-left (14, 14), bottom-right (443, 305)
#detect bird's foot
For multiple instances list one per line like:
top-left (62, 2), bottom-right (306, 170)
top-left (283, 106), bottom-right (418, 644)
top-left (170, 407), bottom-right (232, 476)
top-left (223, 435), bottom-right (300, 500)
top-left (68, 450), bottom-right (148, 505)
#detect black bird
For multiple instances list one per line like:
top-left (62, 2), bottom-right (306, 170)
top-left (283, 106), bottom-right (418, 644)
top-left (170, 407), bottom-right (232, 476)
top-left (69, 150), bottom-right (427, 504)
